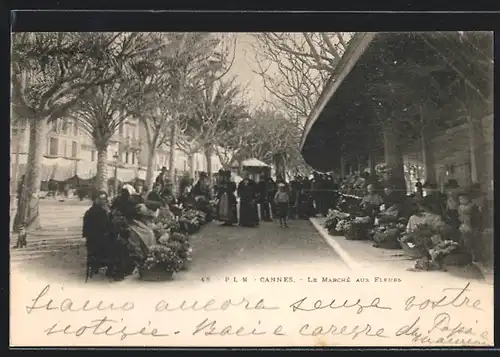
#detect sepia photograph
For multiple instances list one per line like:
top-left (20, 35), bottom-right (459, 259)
top-left (10, 29), bottom-right (494, 347)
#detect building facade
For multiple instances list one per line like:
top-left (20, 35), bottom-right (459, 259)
top-left (10, 116), bottom-right (223, 190)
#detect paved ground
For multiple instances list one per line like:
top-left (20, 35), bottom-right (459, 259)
top-left (10, 202), bottom-right (494, 347)
top-left (10, 201), bottom-right (347, 284)
top-left (10, 199), bottom-right (89, 273)
top-left (311, 217), bottom-right (493, 285)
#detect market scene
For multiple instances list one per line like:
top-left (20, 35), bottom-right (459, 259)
top-left (10, 32), bottom-right (493, 285)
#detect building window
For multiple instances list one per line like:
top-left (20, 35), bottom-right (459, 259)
top-left (125, 152), bottom-right (129, 164)
top-left (91, 150), bottom-right (96, 162)
top-left (63, 140), bottom-right (68, 157)
top-left (49, 137), bottom-right (58, 156)
top-left (51, 119), bottom-right (58, 132)
top-left (131, 152), bottom-right (135, 165)
top-left (73, 123), bottom-right (78, 136)
top-left (71, 141), bottom-right (77, 158)
top-left (62, 121), bottom-right (69, 135)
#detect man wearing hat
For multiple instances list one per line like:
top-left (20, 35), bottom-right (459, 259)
top-left (155, 167), bottom-right (168, 190)
top-left (256, 173), bottom-right (272, 222)
top-left (422, 181), bottom-right (446, 217)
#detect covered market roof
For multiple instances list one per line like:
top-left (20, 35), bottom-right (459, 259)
top-left (300, 31), bottom-right (493, 172)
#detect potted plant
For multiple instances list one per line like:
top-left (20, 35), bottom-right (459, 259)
top-left (139, 245), bottom-right (183, 281)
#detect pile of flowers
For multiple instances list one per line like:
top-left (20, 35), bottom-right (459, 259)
top-left (154, 212), bottom-right (181, 234)
top-left (166, 232), bottom-right (192, 268)
top-left (179, 209), bottom-right (206, 234)
top-left (375, 163), bottom-right (392, 178)
top-left (335, 219), bottom-right (352, 234)
top-left (141, 244), bottom-right (184, 274)
top-left (370, 217), bottom-right (407, 242)
top-left (324, 209), bottom-right (350, 234)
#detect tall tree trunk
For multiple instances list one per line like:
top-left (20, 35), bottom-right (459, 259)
top-left (420, 104), bottom-right (437, 185)
top-left (273, 152), bottom-right (286, 182)
top-left (145, 142), bottom-right (156, 191)
top-left (167, 122), bottom-right (177, 187)
top-left (204, 146), bottom-right (213, 183)
top-left (188, 153), bottom-right (195, 179)
top-left (11, 121), bottom-right (26, 197)
top-left (15, 118), bottom-right (48, 232)
top-left (382, 122), bottom-right (406, 194)
top-left (95, 146), bottom-right (108, 193)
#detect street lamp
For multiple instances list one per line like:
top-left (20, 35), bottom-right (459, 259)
top-left (113, 152), bottom-right (119, 197)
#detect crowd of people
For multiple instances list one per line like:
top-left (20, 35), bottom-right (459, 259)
top-left (325, 175), bottom-right (489, 272)
top-left (82, 167), bottom-right (214, 281)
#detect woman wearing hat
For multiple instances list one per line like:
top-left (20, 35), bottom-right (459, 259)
top-left (215, 170), bottom-right (238, 226)
top-left (237, 173), bottom-right (260, 227)
top-left (399, 199), bottom-right (445, 258)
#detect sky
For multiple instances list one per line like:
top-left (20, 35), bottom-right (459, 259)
top-left (226, 33), bottom-right (267, 107)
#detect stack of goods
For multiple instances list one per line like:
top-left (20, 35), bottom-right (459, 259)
top-left (178, 209), bottom-right (207, 234)
top-left (324, 209), bottom-right (351, 235)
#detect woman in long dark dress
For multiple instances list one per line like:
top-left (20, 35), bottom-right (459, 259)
top-left (216, 170), bottom-right (238, 226)
top-left (191, 172), bottom-right (213, 222)
top-left (237, 175), bottom-right (259, 227)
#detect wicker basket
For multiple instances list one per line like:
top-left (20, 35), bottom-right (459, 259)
top-left (139, 267), bottom-right (174, 282)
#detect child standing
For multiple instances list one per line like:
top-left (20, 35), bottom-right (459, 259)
top-left (14, 225), bottom-right (27, 248)
top-left (274, 183), bottom-right (290, 228)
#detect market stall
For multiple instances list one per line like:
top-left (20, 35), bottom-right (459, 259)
top-left (235, 158), bottom-right (272, 181)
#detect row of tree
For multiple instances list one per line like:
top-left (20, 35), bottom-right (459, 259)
top-left (11, 32), bottom-right (314, 231)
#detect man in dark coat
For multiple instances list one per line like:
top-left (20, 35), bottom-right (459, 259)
top-left (155, 167), bottom-right (168, 190)
top-left (311, 172), bottom-right (324, 216)
top-left (82, 191), bottom-right (113, 280)
top-left (237, 173), bottom-right (259, 227)
top-left (422, 181), bottom-right (447, 217)
top-left (256, 174), bottom-right (272, 221)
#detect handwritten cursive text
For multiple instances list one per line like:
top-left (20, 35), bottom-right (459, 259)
top-left (26, 285), bottom-right (135, 314)
top-left (290, 296), bottom-right (392, 314)
top-left (156, 298), bottom-right (278, 312)
top-left (404, 283), bottom-right (482, 312)
top-left (44, 316), bottom-right (169, 340)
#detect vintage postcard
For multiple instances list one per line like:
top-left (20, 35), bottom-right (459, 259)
top-left (10, 30), bottom-right (494, 347)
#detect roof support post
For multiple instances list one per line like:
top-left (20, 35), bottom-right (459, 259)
top-left (420, 103), bottom-right (437, 185)
top-left (382, 121), bottom-right (406, 194)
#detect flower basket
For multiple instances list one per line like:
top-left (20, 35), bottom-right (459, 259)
top-left (139, 244), bottom-right (183, 281)
top-left (166, 234), bottom-right (192, 269)
top-left (345, 221), bottom-right (370, 241)
top-left (139, 266), bottom-right (174, 281)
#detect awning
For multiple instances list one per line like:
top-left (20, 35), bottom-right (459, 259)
top-left (137, 167), bottom-right (147, 180)
top-left (116, 167), bottom-right (137, 183)
top-left (40, 157), bottom-right (77, 181)
top-left (241, 158), bottom-right (271, 167)
top-left (300, 32), bottom-right (492, 172)
top-left (77, 161), bottom-right (97, 180)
